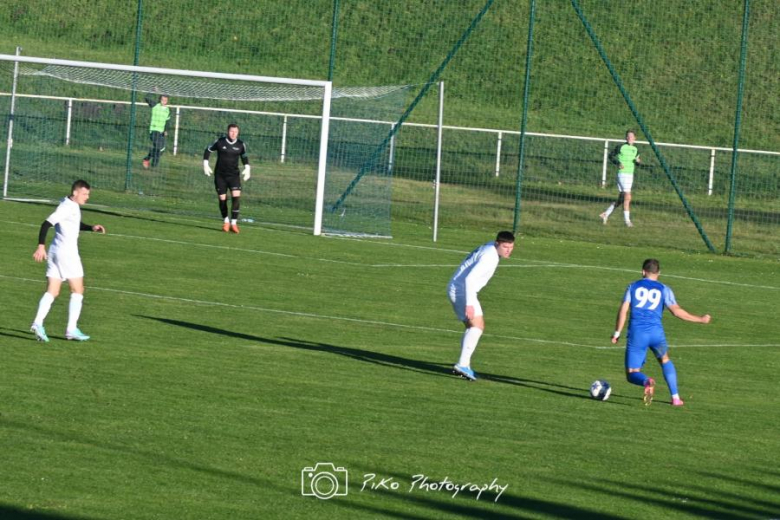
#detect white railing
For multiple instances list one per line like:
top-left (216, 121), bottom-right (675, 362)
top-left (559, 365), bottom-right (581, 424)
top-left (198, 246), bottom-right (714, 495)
top-left (2, 91), bottom-right (779, 198)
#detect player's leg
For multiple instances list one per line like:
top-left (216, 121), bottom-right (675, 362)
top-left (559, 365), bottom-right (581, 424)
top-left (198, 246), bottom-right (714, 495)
top-left (215, 176), bottom-right (230, 231)
top-left (625, 335), bottom-right (655, 405)
top-left (229, 186), bottom-right (242, 234)
top-left (448, 286), bottom-right (479, 380)
top-left (623, 192), bottom-right (633, 226)
top-left (459, 315), bottom-right (484, 368)
top-left (652, 345), bottom-right (683, 406)
top-left (64, 277), bottom-right (89, 341)
top-left (151, 132), bottom-right (166, 167)
top-left (150, 131), bottom-right (159, 167)
top-left (617, 174), bottom-right (633, 226)
top-left (143, 132), bottom-right (154, 169)
top-left (31, 276), bottom-right (62, 342)
top-left (600, 191), bottom-right (624, 224)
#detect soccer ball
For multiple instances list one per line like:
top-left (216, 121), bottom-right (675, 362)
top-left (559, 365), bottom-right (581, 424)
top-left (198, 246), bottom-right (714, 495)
top-left (589, 380), bottom-right (612, 401)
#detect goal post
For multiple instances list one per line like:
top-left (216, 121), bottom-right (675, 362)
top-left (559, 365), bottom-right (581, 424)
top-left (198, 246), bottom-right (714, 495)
top-left (0, 53), bottom-right (409, 237)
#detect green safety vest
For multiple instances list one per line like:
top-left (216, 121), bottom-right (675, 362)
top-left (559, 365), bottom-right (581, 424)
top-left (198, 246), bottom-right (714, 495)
top-left (616, 143), bottom-right (639, 174)
top-left (149, 103), bottom-right (171, 133)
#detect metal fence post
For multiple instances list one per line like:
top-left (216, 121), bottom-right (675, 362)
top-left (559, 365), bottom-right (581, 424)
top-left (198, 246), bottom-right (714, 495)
top-left (495, 131), bottom-right (502, 177)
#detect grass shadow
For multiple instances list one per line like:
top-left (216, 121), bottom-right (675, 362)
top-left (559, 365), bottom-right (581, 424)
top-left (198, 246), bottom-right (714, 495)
top-left (0, 327), bottom-right (39, 342)
top-left (543, 474), bottom-right (778, 520)
top-left (140, 316), bottom-right (610, 404)
top-left (0, 505), bottom-right (96, 520)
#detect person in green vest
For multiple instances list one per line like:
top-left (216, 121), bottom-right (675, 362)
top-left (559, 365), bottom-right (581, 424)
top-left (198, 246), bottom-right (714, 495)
top-left (600, 129), bottom-right (642, 227)
top-left (142, 94), bottom-right (171, 169)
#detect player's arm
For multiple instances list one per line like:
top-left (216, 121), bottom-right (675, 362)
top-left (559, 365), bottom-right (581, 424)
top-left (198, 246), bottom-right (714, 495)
top-left (144, 94), bottom-right (156, 107)
top-left (667, 304), bottom-right (711, 324)
top-left (203, 142), bottom-right (215, 160)
top-left (33, 220), bottom-right (53, 262)
top-left (611, 300), bottom-right (630, 344)
top-left (203, 142), bottom-right (216, 176)
top-left (80, 222), bottom-right (106, 234)
top-left (609, 144), bottom-right (622, 166)
top-left (240, 143), bottom-right (251, 180)
top-left (463, 256), bottom-right (498, 318)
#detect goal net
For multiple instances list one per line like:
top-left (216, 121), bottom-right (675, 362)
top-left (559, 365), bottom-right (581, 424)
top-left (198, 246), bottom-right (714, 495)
top-left (0, 54), bottom-right (413, 237)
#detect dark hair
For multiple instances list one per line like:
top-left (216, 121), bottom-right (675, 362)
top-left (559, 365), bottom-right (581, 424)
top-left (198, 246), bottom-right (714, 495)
top-left (643, 258), bottom-right (660, 273)
top-left (495, 231), bottom-right (515, 244)
top-left (71, 179), bottom-right (91, 192)
top-left (227, 123), bottom-right (239, 131)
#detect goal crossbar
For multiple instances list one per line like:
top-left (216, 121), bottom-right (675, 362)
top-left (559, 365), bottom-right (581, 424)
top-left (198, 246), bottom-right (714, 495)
top-left (0, 54), bottom-right (330, 87)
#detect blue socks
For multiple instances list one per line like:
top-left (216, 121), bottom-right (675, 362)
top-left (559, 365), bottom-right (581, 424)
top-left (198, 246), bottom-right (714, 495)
top-left (627, 371), bottom-right (649, 386)
top-left (662, 360), bottom-right (679, 396)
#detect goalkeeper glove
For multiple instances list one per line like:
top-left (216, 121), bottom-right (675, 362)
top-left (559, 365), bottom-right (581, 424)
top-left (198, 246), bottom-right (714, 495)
top-left (203, 160), bottom-right (212, 177)
top-left (242, 165), bottom-right (251, 181)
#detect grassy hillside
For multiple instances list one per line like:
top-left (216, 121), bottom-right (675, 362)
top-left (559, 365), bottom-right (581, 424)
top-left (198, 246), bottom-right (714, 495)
top-left (1, 0), bottom-right (777, 150)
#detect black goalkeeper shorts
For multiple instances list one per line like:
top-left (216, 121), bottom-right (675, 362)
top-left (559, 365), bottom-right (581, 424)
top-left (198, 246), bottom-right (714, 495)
top-left (214, 174), bottom-right (242, 195)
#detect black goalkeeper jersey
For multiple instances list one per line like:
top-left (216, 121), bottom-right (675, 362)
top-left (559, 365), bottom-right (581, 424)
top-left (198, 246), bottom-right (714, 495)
top-left (204, 137), bottom-right (249, 176)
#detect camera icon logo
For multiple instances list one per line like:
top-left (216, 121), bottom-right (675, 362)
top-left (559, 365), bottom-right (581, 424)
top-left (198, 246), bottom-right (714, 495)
top-left (301, 463), bottom-right (349, 500)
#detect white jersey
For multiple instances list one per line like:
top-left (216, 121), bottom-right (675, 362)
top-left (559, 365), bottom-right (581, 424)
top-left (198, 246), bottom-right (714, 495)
top-left (47, 197), bottom-right (82, 254)
top-left (448, 242), bottom-right (500, 306)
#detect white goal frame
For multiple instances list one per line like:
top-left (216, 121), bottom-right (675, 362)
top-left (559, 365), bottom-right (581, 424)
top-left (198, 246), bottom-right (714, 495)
top-left (0, 53), bottom-right (332, 235)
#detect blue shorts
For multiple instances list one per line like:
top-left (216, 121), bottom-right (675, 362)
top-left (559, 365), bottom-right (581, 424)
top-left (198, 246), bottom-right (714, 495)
top-left (625, 329), bottom-right (669, 369)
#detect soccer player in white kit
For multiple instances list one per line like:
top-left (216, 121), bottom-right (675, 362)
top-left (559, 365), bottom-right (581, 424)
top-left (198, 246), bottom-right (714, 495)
top-left (448, 231), bottom-right (515, 381)
top-left (30, 180), bottom-right (106, 342)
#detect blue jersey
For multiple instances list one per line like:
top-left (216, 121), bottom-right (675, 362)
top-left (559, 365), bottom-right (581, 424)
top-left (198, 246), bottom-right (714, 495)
top-left (623, 278), bottom-right (677, 335)
top-left (623, 278), bottom-right (677, 368)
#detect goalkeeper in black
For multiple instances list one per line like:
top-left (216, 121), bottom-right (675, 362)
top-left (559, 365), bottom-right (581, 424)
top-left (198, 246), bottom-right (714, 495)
top-left (203, 123), bottom-right (251, 234)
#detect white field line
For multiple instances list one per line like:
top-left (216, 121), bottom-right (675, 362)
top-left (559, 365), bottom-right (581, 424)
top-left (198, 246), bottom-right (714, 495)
top-left (2, 273), bottom-right (778, 350)
top-left (2, 218), bottom-right (778, 349)
top-left (5, 217), bottom-right (778, 290)
top-left (7, 218), bottom-right (779, 290)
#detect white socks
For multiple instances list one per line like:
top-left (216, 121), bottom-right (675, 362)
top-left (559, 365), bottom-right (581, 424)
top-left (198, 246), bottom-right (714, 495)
top-left (67, 293), bottom-right (84, 332)
top-left (458, 327), bottom-right (483, 367)
top-left (33, 292), bottom-right (85, 332)
top-left (604, 204), bottom-right (615, 218)
top-left (624, 210), bottom-right (631, 223)
top-left (33, 292), bottom-right (56, 325)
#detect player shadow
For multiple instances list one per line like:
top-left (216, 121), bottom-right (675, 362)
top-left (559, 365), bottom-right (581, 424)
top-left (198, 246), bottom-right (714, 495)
top-left (0, 327), bottom-right (43, 342)
top-left (139, 316), bottom-right (456, 378)
top-left (81, 206), bottom-right (220, 233)
top-left (478, 372), bottom-right (635, 404)
top-left (140, 316), bottom-right (613, 403)
top-left (0, 327), bottom-right (75, 343)
top-left (11, 200), bottom-right (219, 233)
top-left (0, 504), bottom-right (96, 520)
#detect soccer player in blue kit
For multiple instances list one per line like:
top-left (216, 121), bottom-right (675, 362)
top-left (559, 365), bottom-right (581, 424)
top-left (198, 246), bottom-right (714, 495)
top-left (611, 259), bottom-right (711, 406)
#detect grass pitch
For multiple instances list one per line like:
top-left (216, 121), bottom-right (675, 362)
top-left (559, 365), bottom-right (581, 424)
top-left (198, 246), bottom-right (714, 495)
top-left (0, 199), bottom-right (778, 519)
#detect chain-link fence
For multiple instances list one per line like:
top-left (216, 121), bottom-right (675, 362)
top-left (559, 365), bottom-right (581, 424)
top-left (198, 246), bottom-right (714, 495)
top-left (1, 0), bottom-right (777, 255)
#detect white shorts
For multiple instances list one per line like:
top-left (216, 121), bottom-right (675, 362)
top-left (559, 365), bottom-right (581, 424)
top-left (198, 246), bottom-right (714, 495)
top-left (447, 284), bottom-right (483, 322)
top-left (617, 173), bottom-right (634, 193)
top-left (46, 248), bottom-right (84, 281)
